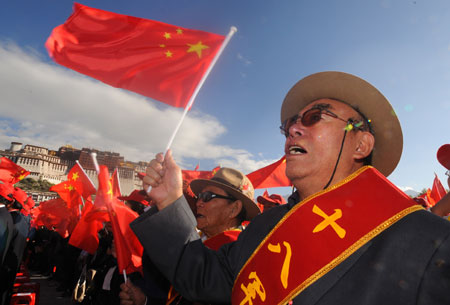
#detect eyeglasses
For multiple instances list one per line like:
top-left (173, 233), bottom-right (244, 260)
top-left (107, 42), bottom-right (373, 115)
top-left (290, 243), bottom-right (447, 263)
top-left (279, 107), bottom-right (364, 137)
top-left (197, 191), bottom-right (235, 203)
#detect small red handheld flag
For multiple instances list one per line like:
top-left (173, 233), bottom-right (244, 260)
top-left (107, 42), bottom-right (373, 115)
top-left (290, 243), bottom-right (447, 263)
top-left (68, 162), bottom-right (96, 201)
top-left (247, 156), bottom-right (292, 189)
top-left (0, 157), bottom-right (30, 184)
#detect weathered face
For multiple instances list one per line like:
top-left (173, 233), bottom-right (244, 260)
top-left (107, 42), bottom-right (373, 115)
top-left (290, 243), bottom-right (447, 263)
top-left (284, 98), bottom-right (367, 192)
top-left (195, 185), bottom-right (239, 237)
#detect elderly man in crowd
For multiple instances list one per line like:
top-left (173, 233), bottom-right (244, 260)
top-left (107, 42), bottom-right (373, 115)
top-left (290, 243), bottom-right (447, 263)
top-left (121, 168), bottom-right (259, 305)
top-left (131, 71), bottom-right (450, 304)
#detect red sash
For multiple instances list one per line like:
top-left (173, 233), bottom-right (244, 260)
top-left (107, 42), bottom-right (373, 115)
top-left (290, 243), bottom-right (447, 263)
top-left (204, 229), bottom-right (241, 250)
top-left (232, 166), bottom-right (422, 305)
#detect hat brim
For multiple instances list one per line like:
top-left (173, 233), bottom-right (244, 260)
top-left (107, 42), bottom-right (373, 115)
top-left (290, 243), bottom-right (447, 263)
top-left (281, 71), bottom-right (402, 177)
top-left (190, 179), bottom-right (260, 221)
top-left (437, 144), bottom-right (450, 170)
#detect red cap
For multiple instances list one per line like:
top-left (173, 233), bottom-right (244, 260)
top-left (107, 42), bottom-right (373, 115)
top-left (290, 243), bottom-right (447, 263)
top-left (437, 144), bottom-right (450, 170)
top-left (118, 190), bottom-right (150, 206)
top-left (256, 193), bottom-right (286, 206)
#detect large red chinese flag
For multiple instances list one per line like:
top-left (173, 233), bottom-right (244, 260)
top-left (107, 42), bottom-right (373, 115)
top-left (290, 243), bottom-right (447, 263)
top-left (247, 156), bottom-right (292, 189)
top-left (0, 157), bottom-right (30, 184)
top-left (68, 163), bottom-right (96, 200)
top-left (45, 3), bottom-right (225, 108)
top-left (96, 166), bottom-right (142, 274)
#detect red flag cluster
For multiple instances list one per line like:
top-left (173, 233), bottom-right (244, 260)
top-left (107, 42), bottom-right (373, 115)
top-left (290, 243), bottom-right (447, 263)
top-left (416, 174), bottom-right (447, 208)
top-left (30, 162), bottom-right (97, 238)
top-left (31, 198), bottom-right (78, 238)
top-left (43, 162), bottom-right (143, 274)
top-left (0, 157), bottom-right (34, 214)
top-left (45, 3), bottom-right (225, 108)
top-left (92, 166), bottom-right (142, 273)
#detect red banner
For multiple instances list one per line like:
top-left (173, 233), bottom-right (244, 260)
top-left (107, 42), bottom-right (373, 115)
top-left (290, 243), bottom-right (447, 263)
top-left (46, 3), bottom-right (225, 108)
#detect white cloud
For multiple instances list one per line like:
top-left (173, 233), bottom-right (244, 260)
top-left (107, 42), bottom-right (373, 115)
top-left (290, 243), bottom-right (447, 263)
top-left (398, 186), bottom-right (415, 192)
top-left (0, 41), bottom-right (271, 172)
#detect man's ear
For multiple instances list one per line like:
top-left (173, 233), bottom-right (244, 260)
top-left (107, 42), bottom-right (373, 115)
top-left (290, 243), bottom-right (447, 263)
top-left (230, 200), bottom-right (243, 219)
top-left (354, 132), bottom-right (375, 161)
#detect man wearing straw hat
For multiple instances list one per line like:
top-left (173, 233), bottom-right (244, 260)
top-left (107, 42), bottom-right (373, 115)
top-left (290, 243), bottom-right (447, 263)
top-left (132, 71), bottom-right (450, 304)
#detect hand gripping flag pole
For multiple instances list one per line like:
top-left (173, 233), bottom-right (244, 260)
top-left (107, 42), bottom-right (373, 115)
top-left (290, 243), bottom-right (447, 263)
top-left (146, 26), bottom-right (237, 194)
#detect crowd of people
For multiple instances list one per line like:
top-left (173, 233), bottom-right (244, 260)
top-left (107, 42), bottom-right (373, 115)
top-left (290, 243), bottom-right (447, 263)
top-left (1, 71), bottom-right (450, 305)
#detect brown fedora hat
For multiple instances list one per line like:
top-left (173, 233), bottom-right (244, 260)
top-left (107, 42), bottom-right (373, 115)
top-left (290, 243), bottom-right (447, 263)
top-left (190, 168), bottom-right (260, 220)
top-left (281, 71), bottom-right (402, 177)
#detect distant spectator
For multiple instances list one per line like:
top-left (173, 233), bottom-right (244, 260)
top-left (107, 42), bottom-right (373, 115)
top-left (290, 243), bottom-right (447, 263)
top-left (431, 144), bottom-right (450, 217)
top-left (118, 190), bottom-right (151, 215)
top-left (256, 191), bottom-right (287, 212)
top-left (437, 144), bottom-right (450, 189)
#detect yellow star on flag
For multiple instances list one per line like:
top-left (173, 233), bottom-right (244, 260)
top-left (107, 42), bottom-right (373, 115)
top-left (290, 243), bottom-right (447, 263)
top-left (176, 28), bottom-right (183, 35)
top-left (163, 32), bottom-right (171, 39)
top-left (165, 50), bottom-right (173, 58)
top-left (107, 181), bottom-right (113, 199)
top-left (71, 172), bottom-right (79, 181)
top-left (18, 174), bottom-right (26, 181)
top-left (187, 41), bottom-right (209, 58)
top-left (65, 184), bottom-right (74, 191)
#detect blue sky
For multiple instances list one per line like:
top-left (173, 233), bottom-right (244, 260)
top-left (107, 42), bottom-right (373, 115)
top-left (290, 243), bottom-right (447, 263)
top-left (1, 0), bottom-right (449, 196)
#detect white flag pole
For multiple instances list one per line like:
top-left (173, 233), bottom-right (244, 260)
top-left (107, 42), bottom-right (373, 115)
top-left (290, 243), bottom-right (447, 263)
top-left (90, 153), bottom-right (100, 174)
top-left (163, 26), bottom-right (237, 152)
top-left (146, 26), bottom-right (237, 194)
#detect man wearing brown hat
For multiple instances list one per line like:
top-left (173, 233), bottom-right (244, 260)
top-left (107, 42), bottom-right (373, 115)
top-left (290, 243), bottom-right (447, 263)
top-left (131, 71), bottom-right (450, 305)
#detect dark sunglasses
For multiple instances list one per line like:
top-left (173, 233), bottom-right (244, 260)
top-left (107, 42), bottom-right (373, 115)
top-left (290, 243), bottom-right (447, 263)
top-left (279, 107), bottom-right (364, 137)
top-left (197, 191), bottom-right (236, 203)
top-left (197, 191), bottom-right (236, 202)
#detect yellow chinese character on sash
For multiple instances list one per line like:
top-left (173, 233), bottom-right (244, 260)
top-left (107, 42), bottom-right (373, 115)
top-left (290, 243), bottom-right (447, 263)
top-left (240, 272), bottom-right (266, 305)
top-left (312, 204), bottom-right (346, 238)
top-left (267, 242), bottom-right (292, 289)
